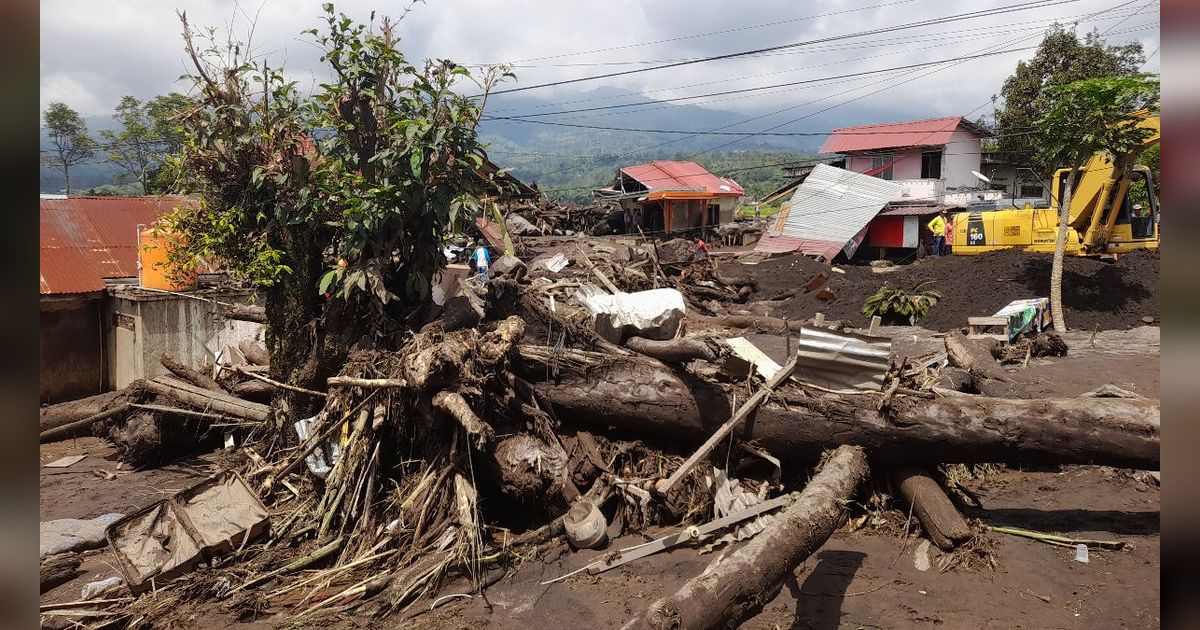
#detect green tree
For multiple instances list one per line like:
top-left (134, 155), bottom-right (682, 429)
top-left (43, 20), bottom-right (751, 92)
top-left (41, 102), bottom-right (97, 194)
top-left (101, 96), bottom-right (156, 192)
top-left (1033, 75), bottom-right (1159, 331)
top-left (100, 93), bottom-right (192, 193)
top-left (169, 4), bottom-right (511, 415)
top-left (994, 25), bottom-right (1144, 175)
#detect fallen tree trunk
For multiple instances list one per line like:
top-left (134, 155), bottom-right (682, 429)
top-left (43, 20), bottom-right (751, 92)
top-left (519, 347), bottom-right (1159, 469)
top-left (160, 354), bottom-right (225, 393)
top-left (945, 331), bottom-right (1016, 397)
top-left (40, 403), bottom-right (131, 443)
top-left (238, 340), bottom-right (270, 366)
top-left (223, 303), bottom-right (265, 323)
top-left (623, 336), bottom-right (717, 363)
top-left (695, 313), bottom-right (804, 332)
top-left (40, 553), bottom-right (81, 593)
top-left (231, 380), bottom-right (274, 400)
top-left (39, 387), bottom-right (140, 433)
top-left (625, 445), bottom-right (869, 630)
top-left (892, 466), bottom-right (973, 550)
top-left (143, 377), bottom-right (271, 422)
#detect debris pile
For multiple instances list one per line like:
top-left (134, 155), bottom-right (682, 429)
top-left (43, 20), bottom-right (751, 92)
top-left (741, 248), bottom-right (1160, 330)
top-left (38, 240), bottom-right (1160, 629)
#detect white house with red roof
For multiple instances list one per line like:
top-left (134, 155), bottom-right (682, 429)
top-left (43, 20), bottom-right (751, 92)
top-left (595, 160), bottom-right (744, 234)
top-left (818, 116), bottom-right (1001, 207)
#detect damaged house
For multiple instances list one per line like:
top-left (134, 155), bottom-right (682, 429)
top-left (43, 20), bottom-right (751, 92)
top-left (595, 161), bottom-right (744, 233)
top-left (40, 195), bottom-right (261, 403)
top-left (757, 116), bottom-right (1007, 261)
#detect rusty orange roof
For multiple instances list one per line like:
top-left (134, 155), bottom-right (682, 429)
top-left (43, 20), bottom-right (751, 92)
top-left (818, 116), bottom-right (990, 154)
top-left (620, 161), bottom-right (744, 196)
top-left (40, 196), bottom-right (196, 295)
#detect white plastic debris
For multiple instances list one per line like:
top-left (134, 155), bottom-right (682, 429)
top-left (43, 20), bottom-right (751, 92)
top-left (81, 576), bottom-right (126, 600)
top-left (575, 284), bottom-right (686, 344)
top-left (1074, 543), bottom-right (1089, 563)
top-left (293, 415), bottom-right (341, 479)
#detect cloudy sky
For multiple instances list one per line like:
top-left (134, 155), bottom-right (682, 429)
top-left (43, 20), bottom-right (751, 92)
top-left (40, 0), bottom-right (1159, 125)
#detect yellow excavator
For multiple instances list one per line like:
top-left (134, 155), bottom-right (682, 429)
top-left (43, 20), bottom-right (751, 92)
top-left (952, 114), bottom-right (1159, 256)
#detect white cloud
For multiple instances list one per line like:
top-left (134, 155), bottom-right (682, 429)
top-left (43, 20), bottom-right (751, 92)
top-left (40, 0), bottom-right (1159, 125)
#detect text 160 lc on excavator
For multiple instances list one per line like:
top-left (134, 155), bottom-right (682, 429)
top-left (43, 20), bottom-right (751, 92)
top-left (952, 114), bottom-right (1159, 257)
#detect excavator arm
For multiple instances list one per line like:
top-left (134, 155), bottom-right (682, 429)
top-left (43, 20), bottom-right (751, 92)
top-left (1056, 113), bottom-right (1159, 252)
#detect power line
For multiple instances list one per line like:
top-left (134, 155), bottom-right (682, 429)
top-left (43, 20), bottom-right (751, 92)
top-left (485, 47), bottom-right (1040, 121)
top-left (471, 0), bottom-right (921, 66)
top-left (493, 6), bottom-right (1156, 70)
top-left (525, 0), bottom-right (1139, 197)
top-left (477, 0), bottom-right (1079, 97)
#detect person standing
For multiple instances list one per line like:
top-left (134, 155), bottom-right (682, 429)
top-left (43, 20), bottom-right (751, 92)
top-left (471, 239), bottom-right (491, 281)
top-left (927, 209), bottom-right (949, 256)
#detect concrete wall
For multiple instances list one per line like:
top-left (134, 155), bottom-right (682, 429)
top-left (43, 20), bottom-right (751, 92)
top-left (40, 295), bottom-right (106, 403)
top-left (943, 128), bottom-right (983, 189)
top-left (108, 290), bottom-right (263, 389)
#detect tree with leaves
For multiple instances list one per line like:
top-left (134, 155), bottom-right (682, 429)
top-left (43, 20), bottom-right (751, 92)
top-left (101, 93), bottom-right (192, 193)
top-left (1033, 74), bottom-right (1159, 332)
top-left (168, 4), bottom-right (512, 417)
top-left (41, 102), bottom-right (97, 194)
top-left (993, 24), bottom-right (1144, 175)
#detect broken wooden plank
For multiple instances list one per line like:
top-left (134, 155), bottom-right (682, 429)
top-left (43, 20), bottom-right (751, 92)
top-left (655, 352), bottom-right (800, 497)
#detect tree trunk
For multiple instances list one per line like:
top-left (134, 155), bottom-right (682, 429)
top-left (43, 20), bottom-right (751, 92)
top-left (226, 303), bottom-right (267, 323)
top-left (238, 340), bottom-right (270, 366)
top-left (160, 354), bottom-right (225, 393)
top-left (143, 377), bottom-right (270, 422)
top-left (519, 348), bottom-right (1159, 469)
top-left (1051, 168), bottom-right (1077, 332)
top-left (625, 445), bottom-right (869, 630)
top-left (623, 336), bottom-right (718, 363)
top-left (40, 553), bottom-right (81, 593)
top-left (40, 403), bottom-right (131, 443)
top-left (39, 387), bottom-right (141, 433)
top-left (892, 466), bottom-right (973, 550)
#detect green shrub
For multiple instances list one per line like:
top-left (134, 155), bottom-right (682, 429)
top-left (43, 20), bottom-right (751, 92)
top-left (862, 281), bottom-right (942, 325)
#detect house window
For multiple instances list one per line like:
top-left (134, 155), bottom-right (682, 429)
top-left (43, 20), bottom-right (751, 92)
top-left (1020, 184), bottom-right (1044, 198)
top-left (920, 151), bottom-right (942, 179)
top-left (871, 154), bottom-right (893, 180)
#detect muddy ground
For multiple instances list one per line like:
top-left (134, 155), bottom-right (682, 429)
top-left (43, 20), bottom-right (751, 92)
top-left (734, 248), bottom-right (1160, 332)
top-left (40, 324), bottom-right (1160, 629)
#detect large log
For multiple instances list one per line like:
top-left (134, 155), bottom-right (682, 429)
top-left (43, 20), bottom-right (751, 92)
top-left (519, 348), bottom-right (1159, 469)
top-left (625, 445), bottom-right (869, 630)
top-left (160, 354), bottom-right (225, 393)
top-left (40, 403), bottom-right (131, 443)
top-left (238, 340), bottom-right (270, 366)
top-left (223, 303), bottom-right (265, 323)
top-left (623, 336), bottom-right (717, 363)
top-left (39, 387), bottom-right (139, 433)
top-left (892, 466), bottom-right (973, 550)
top-left (143, 377), bottom-right (271, 422)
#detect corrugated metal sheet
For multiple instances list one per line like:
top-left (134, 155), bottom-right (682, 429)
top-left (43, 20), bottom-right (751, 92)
top-left (794, 327), bottom-right (892, 390)
top-left (621, 161), bottom-right (744, 196)
top-left (40, 196), bottom-right (195, 295)
top-left (754, 164), bottom-right (901, 261)
top-left (877, 205), bottom-right (946, 216)
top-left (818, 116), bottom-right (962, 154)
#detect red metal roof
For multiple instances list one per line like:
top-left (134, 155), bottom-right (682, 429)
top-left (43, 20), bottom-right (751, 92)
top-left (818, 116), bottom-right (969, 154)
top-left (40, 196), bottom-right (196, 295)
top-left (620, 161), bottom-right (744, 196)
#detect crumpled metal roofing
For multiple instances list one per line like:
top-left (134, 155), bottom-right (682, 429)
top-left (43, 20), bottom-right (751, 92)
top-left (755, 164), bottom-right (901, 261)
top-left (818, 116), bottom-right (964, 154)
top-left (40, 196), bottom-right (195, 295)
top-left (620, 161), bottom-right (744, 196)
